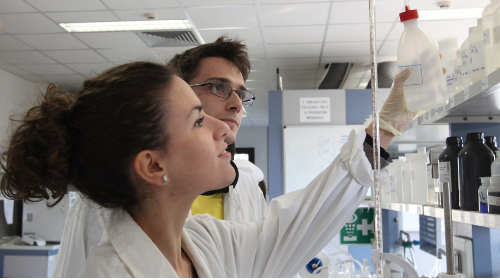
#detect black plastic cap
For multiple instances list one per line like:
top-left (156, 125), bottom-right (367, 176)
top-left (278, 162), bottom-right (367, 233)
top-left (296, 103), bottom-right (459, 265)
top-left (466, 132), bottom-right (484, 141)
top-left (446, 136), bottom-right (463, 145)
top-left (485, 136), bottom-right (497, 144)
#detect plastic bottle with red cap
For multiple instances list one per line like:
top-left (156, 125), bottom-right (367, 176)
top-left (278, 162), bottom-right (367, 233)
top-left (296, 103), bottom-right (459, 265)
top-left (397, 5), bottom-right (448, 112)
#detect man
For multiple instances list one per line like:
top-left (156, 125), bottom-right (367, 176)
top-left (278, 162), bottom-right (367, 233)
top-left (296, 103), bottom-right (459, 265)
top-left (54, 35), bottom-right (267, 277)
top-left (167, 35), bottom-right (267, 221)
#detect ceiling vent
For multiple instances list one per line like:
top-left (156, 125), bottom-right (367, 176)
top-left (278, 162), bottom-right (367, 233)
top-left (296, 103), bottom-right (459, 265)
top-left (137, 30), bottom-right (200, 48)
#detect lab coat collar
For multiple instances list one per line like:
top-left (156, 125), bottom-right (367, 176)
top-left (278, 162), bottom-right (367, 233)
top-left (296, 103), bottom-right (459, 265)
top-left (106, 208), bottom-right (208, 278)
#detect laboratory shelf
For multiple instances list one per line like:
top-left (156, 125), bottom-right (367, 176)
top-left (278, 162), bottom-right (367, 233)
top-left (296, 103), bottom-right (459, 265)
top-left (381, 202), bottom-right (424, 215)
top-left (425, 206), bottom-right (500, 230)
top-left (380, 204), bottom-right (500, 230)
top-left (419, 67), bottom-right (500, 125)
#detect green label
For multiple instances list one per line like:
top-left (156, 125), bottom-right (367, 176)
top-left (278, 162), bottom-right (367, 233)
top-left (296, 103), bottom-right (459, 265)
top-left (340, 208), bottom-right (374, 245)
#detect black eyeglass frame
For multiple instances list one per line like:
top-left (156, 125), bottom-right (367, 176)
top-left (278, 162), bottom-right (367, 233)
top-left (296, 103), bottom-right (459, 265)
top-left (189, 81), bottom-right (256, 106)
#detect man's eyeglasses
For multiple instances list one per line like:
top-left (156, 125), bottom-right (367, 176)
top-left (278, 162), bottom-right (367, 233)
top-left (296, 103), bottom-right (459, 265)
top-left (189, 81), bottom-right (256, 106)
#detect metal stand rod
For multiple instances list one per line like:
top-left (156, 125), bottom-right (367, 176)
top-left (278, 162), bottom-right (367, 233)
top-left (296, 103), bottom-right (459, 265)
top-left (442, 182), bottom-right (455, 275)
top-left (368, 0), bottom-right (382, 277)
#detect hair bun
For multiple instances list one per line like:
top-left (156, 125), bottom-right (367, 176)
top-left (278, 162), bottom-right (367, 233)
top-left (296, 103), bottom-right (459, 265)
top-left (1, 84), bottom-right (77, 205)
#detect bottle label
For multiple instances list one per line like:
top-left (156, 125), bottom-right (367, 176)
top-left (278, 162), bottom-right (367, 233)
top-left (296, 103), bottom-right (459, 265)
top-left (399, 65), bottom-right (423, 86)
top-left (484, 29), bottom-right (491, 45)
top-left (479, 188), bottom-right (488, 203)
top-left (469, 40), bottom-right (485, 73)
top-left (446, 73), bottom-right (456, 88)
top-left (494, 26), bottom-right (500, 44)
top-left (438, 161), bottom-right (451, 183)
top-left (488, 194), bottom-right (500, 206)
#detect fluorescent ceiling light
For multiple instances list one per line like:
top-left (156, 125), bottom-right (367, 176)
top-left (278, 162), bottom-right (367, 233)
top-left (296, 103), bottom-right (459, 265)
top-left (418, 8), bottom-right (483, 21)
top-left (60, 20), bottom-right (193, 32)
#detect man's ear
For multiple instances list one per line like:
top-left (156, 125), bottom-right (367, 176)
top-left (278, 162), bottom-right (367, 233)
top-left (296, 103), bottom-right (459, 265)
top-left (133, 150), bottom-right (166, 186)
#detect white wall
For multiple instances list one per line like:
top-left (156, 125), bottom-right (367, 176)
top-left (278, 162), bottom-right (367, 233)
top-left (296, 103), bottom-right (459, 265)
top-left (235, 126), bottom-right (268, 185)
top-left (0, 69), bottom-right (43, 149)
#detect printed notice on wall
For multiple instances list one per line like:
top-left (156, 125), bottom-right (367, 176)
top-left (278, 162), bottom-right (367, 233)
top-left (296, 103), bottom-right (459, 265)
top-left (300, 97), bottom-right (331, 122)
top-left (3, 199), bottom-right (14, 225)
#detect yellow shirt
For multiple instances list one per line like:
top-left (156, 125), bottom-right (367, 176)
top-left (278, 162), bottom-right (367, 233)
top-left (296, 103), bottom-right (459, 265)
top-left (191, 193), bottom-right (224, 220)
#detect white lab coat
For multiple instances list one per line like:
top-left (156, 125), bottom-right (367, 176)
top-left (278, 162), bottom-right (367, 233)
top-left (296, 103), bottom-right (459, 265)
top-left (79, 129), bottom-right (376, 277)
top-left (53, 164), bottom-right (267, 278)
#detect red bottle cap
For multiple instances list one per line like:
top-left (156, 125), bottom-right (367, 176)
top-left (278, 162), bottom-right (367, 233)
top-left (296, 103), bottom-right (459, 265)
top-left (399, 6), bottom-right (419, 22)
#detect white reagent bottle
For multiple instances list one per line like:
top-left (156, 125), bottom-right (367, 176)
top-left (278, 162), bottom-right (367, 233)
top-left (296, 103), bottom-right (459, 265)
top-left (482, 0), bottom-right (500, 75)
top-left (397, 5), bottom-right (447, 112)
top-left (469, 18), bottom-right (486, 84)
top-left (438, 38), bottom-right (459, 98)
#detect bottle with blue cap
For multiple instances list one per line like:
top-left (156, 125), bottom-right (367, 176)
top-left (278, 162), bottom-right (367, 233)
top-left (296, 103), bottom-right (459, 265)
top-left (478, 177), bottom-right (490, 213)
top-left (488, 175), bottom-right (500, 214)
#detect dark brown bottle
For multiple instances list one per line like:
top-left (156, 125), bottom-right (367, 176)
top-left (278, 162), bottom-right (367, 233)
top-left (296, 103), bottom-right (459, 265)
top-left (438, 137), bottom-right (463, 209)
top-left (458, 133), bottom-right (495, 211)
top-left (485, 136), bottom-right (499, 152)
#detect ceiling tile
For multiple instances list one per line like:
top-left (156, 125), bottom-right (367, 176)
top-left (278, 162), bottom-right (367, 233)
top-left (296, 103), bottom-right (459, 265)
top-left (0, 0), bottom-right (36, 13)
top-left (258, 0), bottom-right (328, 3)
top-left (0, 65), bottom-right (34, 76)
top-left (113, 9), bottom-right (185, 21)
top-left (45, 11), bottom-right (120, 23)
top-left (323, 42), bottom-right (370, 57)
top-left (411, 0), bottom-right (488, 9)
top-left (326, 22), bottom-right (394, 42)
top-left (264, 26), bottom-right (325, 44)
top-left (259, 3), bottom-right (329, 26)
top-left (268, 57), bottom-right (320, 70)
top-left (0, 51), bottom-right (56, 64)
top-left (40, 74), bottom-right (86, 86)
top-left (101, 0), bottom-right (178, 9)
top-left (150, 47), bottom-right (195, 63)
top-left (277, 70), bottom-right (319, 80)
top-left (348, 66), bottom-right (371, 78)
top-left (180, 0), bottom-right (253, 6)
top-left (15, 34), bottom-right (89, 50)
top-left (249, 59), bottom-right (269, 71)
top-left (185, 7), bottom-right (259, 28)
top-left (248, 71), bottom-right (272, 81)
top-left (198, 28), bottom-right (263, 44)
top-left (0, 14), bottom-right (64, 34)
top-left (74, 32), bottom-right (148, 49)
top-left (245, 80), bottom-right (273, 89)
top-left (266, 44), bottom-right (322, 58)
top-left (43, 50), bottom-right (108, 64)
top-left (25, 0), bottom-right (107, 11)
top-left (20, 75), bottom-right (49, 83)
top-left (330, 1), bottom-right (400, 24)
top-left (18, 64), bottom-right (76, 75)
top-left (0, 35), bottom-right (33, 51)
top-left (378, 40), bottom-right (399, 56)
top-left (97, 49), bottom-right (163, 63)
top-left (65, 63), bottom-right (116, 76)
top-left (246, 44), bottom-right (266, 59)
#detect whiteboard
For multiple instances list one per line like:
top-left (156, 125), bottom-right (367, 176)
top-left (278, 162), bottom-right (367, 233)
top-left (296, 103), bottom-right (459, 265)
top-left (283, 125), bottom-right (363, 194)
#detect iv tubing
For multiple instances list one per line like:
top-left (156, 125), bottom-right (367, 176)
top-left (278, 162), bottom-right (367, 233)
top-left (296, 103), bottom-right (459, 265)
top-left (368, 0), bottom-right (383, 277)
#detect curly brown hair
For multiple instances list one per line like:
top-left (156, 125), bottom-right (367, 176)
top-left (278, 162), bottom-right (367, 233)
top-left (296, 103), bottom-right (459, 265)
top-left (1, 61), bottom-right (174, 208)
top-left (167, 35), bottom-right (251, 83)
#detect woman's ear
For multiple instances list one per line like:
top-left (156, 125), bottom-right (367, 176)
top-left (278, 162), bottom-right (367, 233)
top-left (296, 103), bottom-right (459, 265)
top-left (133, 150), bottom-right (167, 186)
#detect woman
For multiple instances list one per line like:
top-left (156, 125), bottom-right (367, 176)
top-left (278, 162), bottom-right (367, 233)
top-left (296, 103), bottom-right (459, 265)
top-left (1, 62), bottom-right (413, 277)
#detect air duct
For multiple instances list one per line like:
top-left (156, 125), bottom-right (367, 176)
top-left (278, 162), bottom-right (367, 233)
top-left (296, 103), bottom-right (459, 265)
top-left (366, 61), bottom-right (399, 89)
top-left (317, 63), bottom-right (353, 89)
top-left (137, 30), bottom-right (201, 48)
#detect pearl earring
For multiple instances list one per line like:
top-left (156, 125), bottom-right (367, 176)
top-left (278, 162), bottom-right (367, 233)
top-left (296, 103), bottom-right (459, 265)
top-left (162, 175), bottom-right (168, 182)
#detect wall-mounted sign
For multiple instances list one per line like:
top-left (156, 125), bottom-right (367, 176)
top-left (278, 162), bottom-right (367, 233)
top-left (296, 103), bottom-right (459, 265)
top-left (300, 97), bottom-right (331, 123)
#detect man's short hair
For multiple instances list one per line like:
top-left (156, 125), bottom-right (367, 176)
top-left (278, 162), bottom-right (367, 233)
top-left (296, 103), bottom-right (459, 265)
top-left (167, 35), bottom-right (251, 83)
